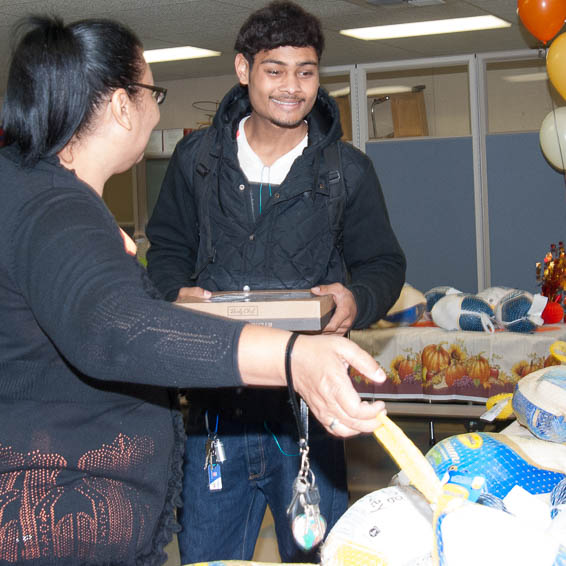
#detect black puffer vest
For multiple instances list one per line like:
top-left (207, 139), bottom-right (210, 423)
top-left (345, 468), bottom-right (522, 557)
top-left (190, 85), bottom-right (346, 292)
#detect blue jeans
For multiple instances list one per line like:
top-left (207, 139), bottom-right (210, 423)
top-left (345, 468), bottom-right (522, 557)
top-left (178, 408), bottom-right (348, 564)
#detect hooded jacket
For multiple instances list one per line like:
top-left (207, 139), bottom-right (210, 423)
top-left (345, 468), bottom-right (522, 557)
top-left (147, 85), bottom-right (405, 329)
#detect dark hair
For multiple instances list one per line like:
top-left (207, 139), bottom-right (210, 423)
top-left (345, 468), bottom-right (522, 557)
top-left (234, 1), bottom-right (324, 64)
top-left (2, 15), bottom-right (145, 166)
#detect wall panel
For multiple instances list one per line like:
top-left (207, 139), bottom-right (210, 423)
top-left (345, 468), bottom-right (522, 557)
top-left (366, 137), bottom-right (477, 294)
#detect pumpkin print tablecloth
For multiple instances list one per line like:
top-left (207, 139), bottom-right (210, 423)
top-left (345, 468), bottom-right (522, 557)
top-left (350, 323), bottom-right (566, 402)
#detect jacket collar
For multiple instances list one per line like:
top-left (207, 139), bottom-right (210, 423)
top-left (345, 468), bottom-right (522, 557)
top-left (212, 84), bottom-right (343, 152)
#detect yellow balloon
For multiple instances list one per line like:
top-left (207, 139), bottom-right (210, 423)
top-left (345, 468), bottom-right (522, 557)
top-left (547, 32), bottom-right (566, 100)
top-left (540, 107), bottom-right (566, 171)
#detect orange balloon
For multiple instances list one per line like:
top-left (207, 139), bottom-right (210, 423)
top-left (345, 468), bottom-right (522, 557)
top-left (518, 0), bottom-right (566, 44)
top-left (547, 32), bottom-right (566, 100)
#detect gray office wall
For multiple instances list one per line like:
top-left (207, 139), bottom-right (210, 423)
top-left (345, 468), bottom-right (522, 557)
top-left (487, 132), bottom-right (566, 294)
top-left (146, 159), bottom-right (170, 220)
top-left (366, 137), bottom-right (477, 295)
top-left (366, 133), bottom-right (566, 297)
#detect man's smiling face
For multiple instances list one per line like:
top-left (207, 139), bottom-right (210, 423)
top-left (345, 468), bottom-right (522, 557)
top-left (236, 45), bottom-right (319, 129)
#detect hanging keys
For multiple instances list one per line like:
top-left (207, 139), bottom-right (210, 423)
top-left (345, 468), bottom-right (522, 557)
top-left (205, 411), bottom-right (224, 491)
top-left (287, 475), bottom-right (309, 519)
top-left (283, 346), bottom-right (327, 551)
top-left (204, 412), bottom-right (227, 463)
top-left (304, 481), bottom-right (321, 507)
top-left (213, 436), bottom-right (226, 463)
top-left (204, 436), bottom-right (214, 470)
top-left (205, 433), bottom-right (223, 491)
top-left (287, 442), bottom-right (327, 551)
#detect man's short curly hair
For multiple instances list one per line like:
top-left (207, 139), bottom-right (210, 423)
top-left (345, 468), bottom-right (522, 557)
top-left (234, 1), bottom-right (324, 64)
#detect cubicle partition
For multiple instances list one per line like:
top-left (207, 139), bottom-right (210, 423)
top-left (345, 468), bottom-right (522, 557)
top-left (366, 137), bottom-right (477, 294)
top-left (364, 131), bottom-right (566, 295)
top-left (354, 49), bottom-right (566, 295)
top-left (487, 132), bottom-right (566, 291)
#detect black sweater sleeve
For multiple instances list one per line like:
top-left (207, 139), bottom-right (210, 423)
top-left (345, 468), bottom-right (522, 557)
top-left (10, 183), bottom-right (245, 390)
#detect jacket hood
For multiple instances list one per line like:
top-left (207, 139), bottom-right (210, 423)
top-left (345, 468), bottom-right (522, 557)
top-left (212, 84), bottom-right (343, 152)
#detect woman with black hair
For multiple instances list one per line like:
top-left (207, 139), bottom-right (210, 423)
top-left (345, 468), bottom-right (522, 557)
top-left (0, 14), bottom-right (387, 566)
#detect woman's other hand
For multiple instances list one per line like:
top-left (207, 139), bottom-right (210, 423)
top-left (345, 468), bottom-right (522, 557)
top-left (290, 334), bottom-right (386, 437)
top-left (238, 326), bottom-right (386, 437)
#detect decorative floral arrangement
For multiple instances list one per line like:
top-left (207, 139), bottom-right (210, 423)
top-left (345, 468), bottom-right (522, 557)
top-left (536, 241), bottom-right (566, 305)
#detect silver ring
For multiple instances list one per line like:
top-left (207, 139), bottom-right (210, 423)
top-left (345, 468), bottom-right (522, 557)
top-left (329, 417), bottom-right (339, 431)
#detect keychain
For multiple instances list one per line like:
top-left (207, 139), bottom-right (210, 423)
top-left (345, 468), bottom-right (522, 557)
top-left (284, 333), bottom-right (327, 551)
top-left (204, 411), bottom-right (226, 491)
top-left (286, 441), bottom-right (327, 550)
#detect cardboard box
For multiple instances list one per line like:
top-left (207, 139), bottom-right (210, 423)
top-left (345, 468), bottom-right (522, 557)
top-left (177, 289), bottom-right (335, 331)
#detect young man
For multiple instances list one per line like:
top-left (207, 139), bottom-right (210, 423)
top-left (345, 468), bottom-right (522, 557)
top-left (146, 1), bottom-right (406, 562)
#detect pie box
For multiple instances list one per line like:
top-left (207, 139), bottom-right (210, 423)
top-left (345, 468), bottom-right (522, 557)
top-left (177, 289), bottom-right (335, 331)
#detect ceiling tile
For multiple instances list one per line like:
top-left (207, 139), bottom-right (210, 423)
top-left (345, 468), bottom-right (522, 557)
top-left (0, 0), bottom-right (541, 95)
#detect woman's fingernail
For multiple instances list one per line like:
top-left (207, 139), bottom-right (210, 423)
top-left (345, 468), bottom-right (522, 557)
top-left (372, 368), bottom-right (386, 383)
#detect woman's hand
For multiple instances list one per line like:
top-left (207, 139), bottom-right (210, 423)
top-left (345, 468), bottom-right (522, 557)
top-left (289, 334), bottom-right (387, 437)
top-left (237, 326), bottom-right (386, 437)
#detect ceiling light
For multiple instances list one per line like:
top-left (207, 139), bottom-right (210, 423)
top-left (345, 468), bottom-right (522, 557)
top-left (144, 46), bottom-right (221, 63)
top-left (340, 15), bottom-right (510, 41)
top-left (367, 85), bottom-right (413, 95)
top-left (503, 72), bottom-right (548, 83)
top-left (406, 0), bottom-right (446, 5)
top-left (366, 0), bottom-right (445, 4)
top-left (329, 85), bottom-right (412, 97)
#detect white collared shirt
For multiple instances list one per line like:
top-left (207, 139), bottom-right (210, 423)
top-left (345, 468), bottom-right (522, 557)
top-left (236, 116), bottom-right (308, 185)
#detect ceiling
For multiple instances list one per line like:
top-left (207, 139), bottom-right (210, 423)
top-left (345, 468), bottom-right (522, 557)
top-left (0, 0), bottom-right (552, 95)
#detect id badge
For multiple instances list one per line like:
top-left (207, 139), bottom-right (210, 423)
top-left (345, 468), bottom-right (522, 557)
top-left (208, 464), bottom-right (222, 491)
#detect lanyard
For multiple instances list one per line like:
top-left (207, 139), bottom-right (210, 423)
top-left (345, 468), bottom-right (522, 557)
top-left (204, 410), bottom-right (219, 436)
top-left (285, 333), bottom-right (308, 447)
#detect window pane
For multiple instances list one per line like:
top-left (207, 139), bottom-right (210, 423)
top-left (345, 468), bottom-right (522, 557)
top-left (366, 66), bottom-right (470, 139)
top-left (486, 59), bottom-right (563, 134)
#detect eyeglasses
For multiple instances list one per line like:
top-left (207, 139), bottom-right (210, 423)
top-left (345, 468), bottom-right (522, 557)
top-left (127, 82), bottom-right (167, 105)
